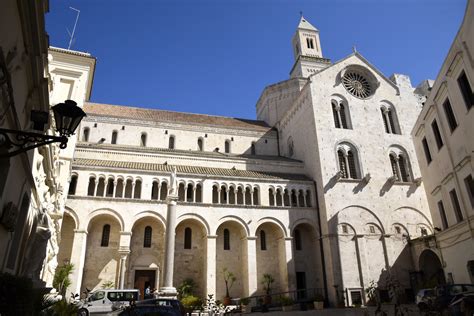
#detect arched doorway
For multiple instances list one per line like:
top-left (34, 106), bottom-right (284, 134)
top-left (419, 249), bottom-right (446, 287)
top-left (57, 212), bottom-right (76, 266)
top-left (292, 223), bottom-right (319, 299)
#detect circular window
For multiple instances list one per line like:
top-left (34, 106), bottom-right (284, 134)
top-left (342, 71), bottom-right (373, 99)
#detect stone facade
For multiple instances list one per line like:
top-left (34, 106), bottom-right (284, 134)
top-left (56, 15), bottom-right (437, 307)
top-left (411, 0), bottom-right (474, 285)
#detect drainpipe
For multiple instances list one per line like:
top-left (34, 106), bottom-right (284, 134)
top-left (313, 181), bottom-right (329, 304)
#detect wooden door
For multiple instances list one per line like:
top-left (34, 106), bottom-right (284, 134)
top-left (134, 270), bottom-right (156, 300)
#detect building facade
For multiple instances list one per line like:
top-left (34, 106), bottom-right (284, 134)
top-left (412, 0), bottom-right (474, 285)
top-left (58, 16), bottom-right (434, 306)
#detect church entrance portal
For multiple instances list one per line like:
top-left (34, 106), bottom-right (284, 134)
top-left (134, 270), bottom-right (156, 299)
top-left (419, 250), bottom-right (446, 287)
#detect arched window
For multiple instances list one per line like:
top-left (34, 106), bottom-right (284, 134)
top-left (260, 230), bottom-right (267, 250)
top-left (283, 189), bottom-right (290, 206)
top-left (336, 143), bottom-right (361, 179)
top-left (276, 189), bottom-right (283, 206)
top-left (115, 179), bottom-right (124, 198)
top-left (151, 181), bottom-right (159, 200)
top-left (389, 148), bottom-right (412, 182)
top-left (245, 187), bottom-right (252, 205)
top-left (198, 138), bottom-right (203, 151)
top-left (298, 190), bottom-right (305, 207)
top-left (220, 185), bottom-right (227, 204)
top-left (82, 127), bottom-right (90, 142)
top-left (331, 99), bottom-right (350, 129)
top-left (251, 142), bottom-right (256, 155)
top-left (160, 182), bottom-right (168, 200)
top-left (101, 224), bottom-right (111, 247)
top-left (69, 174), bottom-right (78, 195)
top-left (169, 136), bottom-right (175, 149)
top-left (269, 189), bottom-right (275, 206)
top-left (140, 133), bottom-right (147, 147)
top-left (253, 188), bottom-right (259, 205)
top-left (134, 180), bottom-right (142, 199)
top-left (224, 228), bottom-right (230, 250)
top-left (144, 226), bottom-right (152, 248)
top-left (380, 105), bottom-right (400, 134)
top-left (106, 178), bottom-right (114, 197)
top-left (288, 137), bottom-right (294, 157)
top-left (111, 130), bottom-right (118, 144)
top-left (184, 227), bottom-right (192, 249)
top-left (195, 184), bottom-right (202, 203)
top-left (225, 140), bottom-right (231, 153)
top-left (96, 178), bottom-right (105, 196)
top-left (178, 183), bottom-right (185, 201)
top-left (294, 229), bottom-right (302, 250)
top-left (237, 187), bottom-right (244, 205)
top-left (124, 179), bottom-right (133, 198)
top-left (306, 190), bottom-right (312, 207)
top-left (291, 190), bottom-right (298, 207)
top-left (212, 185), bottom-right (219, 204)
top-left (186, 184), bottom-right (194, 202)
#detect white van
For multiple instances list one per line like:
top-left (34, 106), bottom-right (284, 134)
top-left (77, 289), bottom-right (139, 315)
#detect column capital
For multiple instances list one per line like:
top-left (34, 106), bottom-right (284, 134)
top-left (207, 235), bottom-right (218, 239)
top-left (74, 229), bottom-right (88, 234)
top-left (246, 236), bottom-right (257, 241)
top-left (284, 237), bottom-right (293, 241)
top-left (120, 231), bottom-right (132, 236)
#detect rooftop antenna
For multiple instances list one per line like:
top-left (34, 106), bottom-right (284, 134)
top-left (67, 7), bottom-right (81, 50)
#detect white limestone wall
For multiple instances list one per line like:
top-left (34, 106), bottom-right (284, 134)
top-left (78, 118), bottom-right (278, 156)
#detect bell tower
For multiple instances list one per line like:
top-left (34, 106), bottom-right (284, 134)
top-left (290, 16), bottom-right (330, 78)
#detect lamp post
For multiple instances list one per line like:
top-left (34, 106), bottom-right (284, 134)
top-left (0, 100), bottom-right (86, 158)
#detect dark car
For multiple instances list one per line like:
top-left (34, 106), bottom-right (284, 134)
top-left (109, 304), bottom-right (182, 316)
top-left (136, 298), bottom-right (185, 315)
top-left (433, 284), bottom-right (474, 310)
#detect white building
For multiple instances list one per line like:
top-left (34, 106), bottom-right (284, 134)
top-left (58, 15), bottom-right (433, 306)
top-left (411, 0), bottom-right (474, 285)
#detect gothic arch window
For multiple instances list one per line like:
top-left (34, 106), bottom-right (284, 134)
top-left (331, 99), bottom-right (350, 129)
top-left (287, 136), bottom-right (294, 157)
top-left (82, 127), bottom-right (90, 142)
top-left (144, 226), bottom-right (152, 248)
top-left (260, 230), bottom-right (267, 250)
top-left (69, 174), bottom-right (78, 195)
top-left (294, 229), bottom-right (302, 250)
top-left (140, 133), bottom-right (147, 147)
top-left (184, 227), bottom-right (192, 249)
top-left (101, 224), bottom-right (111, 247)
top-left (336, 142), bottom-right (361, 179)
top-left (224, 228), bottom-right (230, 250)
top-left (169, 135), bottom-right (175, 149)
top-left (380, 104), bottom-right (400, 134)
top-left (111, 130), bottom-right (118, 144)
top-left (115, 178), bottom-right (124, 198)
top-left (198, 138), bottom-right (204, 151)
top-left (388, 147), bottom-right (412, 182)
top-left (225, 140), bottom-right (231, 153)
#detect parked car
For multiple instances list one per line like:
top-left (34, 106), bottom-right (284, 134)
top-left (107, 303), bottom-right (183, 316)
top-left (135, 298), bottom-right (185, 316)
top-left (432, 284), bottom-right (474, 310)
top-left (416, 288), bottom-right (435, 310)
top-left (77, 289), bottom-right (139, 316)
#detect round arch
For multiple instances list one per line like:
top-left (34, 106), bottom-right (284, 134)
top-left (64, 206), bottom-right (79, 230)
top-left (254, 217), bottom-right (288, 238)
top-left (131, 211), bottom-right (167, 232)
top-left (214, 215), bottom-right (250, 237)
top-left (177, 213), bottom-right (211, 236)
top-left (86, 208), bottom-right (125, 231)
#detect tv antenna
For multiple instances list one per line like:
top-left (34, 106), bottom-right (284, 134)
top-left (67, 7), bottom-right (80, 50)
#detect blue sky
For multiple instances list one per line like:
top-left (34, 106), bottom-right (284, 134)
top-left (46, 0), bottom-right (466, 120)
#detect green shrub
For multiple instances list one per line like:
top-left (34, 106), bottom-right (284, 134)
top-left (52, 263), bottom-right (74, 296)
top-left (181, 295), bottom-right (202, 310)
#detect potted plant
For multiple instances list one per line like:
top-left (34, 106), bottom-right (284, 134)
top-left (261, 274), bottom-right (274, 304)
top-left (279, 296), bottom-right (294, 311)
top-left (223, 267), bottom-right (236, 306)
top-left (313, 293), bottom-right (324, 310)
top-left (240, 297), bottom-right (251, 314)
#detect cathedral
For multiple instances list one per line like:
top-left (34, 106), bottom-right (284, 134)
top-left (55, 16), bottom-right (434, 305)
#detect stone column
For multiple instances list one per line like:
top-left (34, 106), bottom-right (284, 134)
top-left (246, 237), bottom-right (258, 296)
top-left (160, 194), bottom-right (178, 297)
top-left (112, 180), bottom-right (117, 197)
top-left (118, 232), bottom-right (131, 289)
top-left (118, 253), bottom-right (129, 289)
top-left (68, 230), bottom-right (88, 296)
top-left (206, 235), bottom-right (217, 297)
top-left (284, 237), bottom-right (296, 292)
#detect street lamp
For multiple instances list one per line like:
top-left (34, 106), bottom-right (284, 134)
top-left (0, 100), bottom-right (86, 158)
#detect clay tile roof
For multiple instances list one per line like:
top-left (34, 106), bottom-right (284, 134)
top-left (84, 102), bottom-right (272, 132)
top-left (73, 158), bottom-right (311, 181)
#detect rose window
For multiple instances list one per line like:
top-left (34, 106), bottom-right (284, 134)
top-left (342, 71), bottom-right (373, 99)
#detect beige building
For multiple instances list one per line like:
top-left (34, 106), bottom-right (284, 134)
top-left (411, 0), bottom-right (474, 285)
top-left (57, 15), bottom-right (436, 306)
